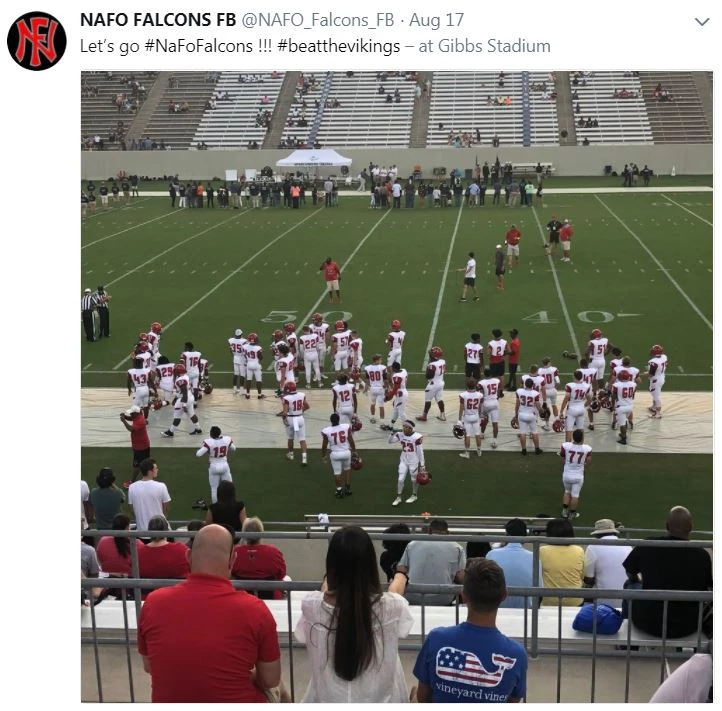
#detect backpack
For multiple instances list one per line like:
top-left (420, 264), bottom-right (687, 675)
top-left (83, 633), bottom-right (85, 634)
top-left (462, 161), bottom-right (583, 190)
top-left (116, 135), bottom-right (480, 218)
top-left (572, 603), bottom-right (623, 634)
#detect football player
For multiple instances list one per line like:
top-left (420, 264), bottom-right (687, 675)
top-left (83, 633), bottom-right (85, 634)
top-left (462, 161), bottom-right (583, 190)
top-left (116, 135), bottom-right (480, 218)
top-left (457, 378), bottom-right (483, 458)
top-left (321, 412), bottom-right (356, 498)
top-left (162, 363), bottom-right (202, 437)
top-left (228, 328), bottom-right (247, 394)
top-left (332, 372), bottom-right (357, 424)
top-left (538, 357), bottom-right (561, 428)
top-left (560, 429), bottom-right (592, 519)
top-left (299, 325), bottom-right (321, 388)
top-left (309, 312), bottom-right (330, 380)
top-left (349, 329), bottom-right (364, 374)
top-left (578, 357), bottom-right (599, 430)
top-left (364, 354), bottom-right (388, 424)
top-left (612, 370), bottom-right (637, 445)
top-left (179, 341), bottom-right (202, 399)
top-left (275, 344), bottom-right (296, 395)
top-left (146, 322), bottom-right (163, 366)
top-left (331, 320), bottom-right (351, 371)
top-left (127, 357), bottom-right (154, 418)
top-left (195, 426), bottom-right (235, 503)
top-left (270, 329), bottom-right (287, 366)
top-left (242, 333), bottom-right (265, 399)
top-left (559, 370), bottom-right (592, 442)
top-left (155, 355), bottom-right (175, 405)
top-left (487, 328), bottom-right (508, 393)
top-left (586, 329), bottom-right (609, 393)
top-left (388, 361), bottom-right (409, 427)
top-left (417, 346), bottom-right (446, 422)
top-left (387, 319), bottom-right (405, 367)
top-left (645, 344), bottom-right (668, 418)
top-left (463, 332), bottom-right (483, 380)
top-left (478, 367), bottom-right (502, 448)
top-left (607, 347), bottom-right (623, 387)
top-left (281, 382), bottom-right (309, 465)
top-left (133, 340), bottom-right (152, 370)
top-left (284, 322), bottom-right (299, 362)
top-left (514, 377), bottom-right (543, 455)
top-left (388, 420), bottom-right (426, 505)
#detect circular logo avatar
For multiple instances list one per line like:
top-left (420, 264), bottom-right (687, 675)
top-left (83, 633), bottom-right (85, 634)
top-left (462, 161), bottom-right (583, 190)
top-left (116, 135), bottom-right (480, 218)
top-left (7, 11), bottom-right (66, 70)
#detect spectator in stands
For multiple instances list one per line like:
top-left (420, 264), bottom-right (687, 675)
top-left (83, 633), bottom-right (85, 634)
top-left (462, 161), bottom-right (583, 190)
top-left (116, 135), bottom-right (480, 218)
top-left (539, 518), bottom-right (585, 606)
top-left (492, 134), bottom-right (500, 147)
top-left (185, 520), bottom-right (205, 549)
top-left (649, 641), bottom-right (713, 702)
top-left (138, 524), bottom-right (283, 702)
top-left (396, 518), bottom-right (466, 606)
top-left (137, 515), bottom-right (190, 594)
top-left (96, 513), bottom-right (145, 576)
top-left (379, 523), bottom-right (412, 581)
top-left (582, 519), bottom-right (632, 609)
top-left (205, 480), bottom-right (246, 534)
top-left (231, 517), bottom-right (287, 600)
top-left (81, 536), bottom-right (100, 579)
top-left (486, 518), bottom-right (541, 609)
top-left (127, 458), bottom-right (171, 534)
top-left (623, 506), bottom-right (712, 639)
top-left (89, 467), bottom-right (125, 531)
top-left (412, 559), bottom-right (527, 702)
top-left (294, 525), bottom-right (412, 702)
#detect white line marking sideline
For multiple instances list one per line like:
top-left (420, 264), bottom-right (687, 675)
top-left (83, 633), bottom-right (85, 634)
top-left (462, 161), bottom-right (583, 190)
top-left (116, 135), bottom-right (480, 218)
top-left (82, 207), bottom-right (178, 249)
top-left (660, 193), bottom-right (713, 227)
top-left (595, 196), bottom-right (712, 331)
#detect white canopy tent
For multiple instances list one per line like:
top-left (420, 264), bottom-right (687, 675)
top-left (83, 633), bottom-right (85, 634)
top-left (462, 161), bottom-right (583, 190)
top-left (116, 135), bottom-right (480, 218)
top-left (275, 148), bottom-right (352, 169)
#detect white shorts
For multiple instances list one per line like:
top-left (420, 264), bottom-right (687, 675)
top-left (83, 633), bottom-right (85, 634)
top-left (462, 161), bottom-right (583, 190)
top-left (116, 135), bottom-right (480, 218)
top-left (616, 405), bottom-right (633, 427)
top-left (563, 474), bottom-right (584, 498)
top-left (173, 396), bottom-right (196, 419)
top-left (393, 390), bottom-right (408, 410)
top-left (565, 407), bottom-right (585, 431)
top-left (315, 344), bottom-right (327, 360)
top-left (463, 418), bottom-right (481, 437)
top-left (101, 195), bottom-right (108, 205)
top-left (591, 358), bottom-right (605, 380)
top-left (160, 387), bottom-right (174, 402)
top-left (188, 372), bottom-right (200, 389)
top-left (387, 348), bottom-right (402, 366)
top-left (208, 461), bottom-right (231, 480)
top-left (337, 405), bottom-right (354, 423)
top-left (649, 378), bottom-right (665, 397)
top-left (369, 387), bottom-right (385, 407)
top-left (304, 351), bottom-right (319, 365)
top-left (518, 413), bottom-right (537, 434)
top-left (133, 386), bottom-right (150, 407)
top-left (545, 389), bottom-right (558, 406)
top-left (482, 401), bottom-right (500, 423)
top-left (327, 279), bottom-right (340, 292)
top-left (424, 382), bottom-right (444, 403)
top-left (507, 244), bottom-right (520, 257)
top-left (398, 460), bottom-right (420, 478)
top-left (233, 358), bottom-right (246, 377)
top-left (246, 364), bottom-right (262, 382)
top-left (329, 450), bottom-right (351, 475)
top-left (562, 241), bottom-right (571, 252)
top-left (284, 416), bottom-right (307, 441)
top-left (333, 351), bottom-right (349, 371)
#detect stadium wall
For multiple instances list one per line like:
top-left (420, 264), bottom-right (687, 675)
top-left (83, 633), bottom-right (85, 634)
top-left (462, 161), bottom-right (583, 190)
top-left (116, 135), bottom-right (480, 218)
top-left (81, 145), bottom-right (712, 180)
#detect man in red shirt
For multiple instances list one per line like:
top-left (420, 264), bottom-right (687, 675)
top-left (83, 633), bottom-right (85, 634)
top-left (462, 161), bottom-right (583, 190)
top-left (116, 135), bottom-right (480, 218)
top-left (320, 256), bottom-right (342, 304)
top-left (120, 406), bottom-right (151, 483)
top-left (138, 524), bottom-right (282, 702)
top-left (559, 219), bottom-right (574, 262)
top-left (507, 329), bottom-right (521, 391)
top-left (505, 224), bottom-right (522, 269)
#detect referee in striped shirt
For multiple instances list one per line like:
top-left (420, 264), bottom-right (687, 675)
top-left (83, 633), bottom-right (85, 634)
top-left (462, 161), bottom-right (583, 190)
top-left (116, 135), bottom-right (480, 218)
top-left (81, 288), bottom-right (97, 342)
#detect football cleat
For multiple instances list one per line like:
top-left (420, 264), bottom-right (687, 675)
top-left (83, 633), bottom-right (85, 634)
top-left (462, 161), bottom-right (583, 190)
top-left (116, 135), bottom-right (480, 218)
top-left (589, 399), bottom-right (601, 413)
top-left (405, 494), bottom-right (418, 504)
top-left (429, 346), bottom-right (443, 360)
top-left (391, 319), bottom-right (401, 330)
top-left (284, 322), bottom-right (296, 334)
top-left (510, 416), bottom-right (519, 429)
top-left (247, 332), bottom-right (258, 344)
top-left (350, 451), bottom-right (363, 470)
top-left (283, 381), bottom-right (297, 394)
top-left (416, 469), bottom-right (431, 486)
top-left (161, 429), bottom-right (174, 437)
top-left (650, 344), bottom-right (664, 357)
top-left (350, 414), bottom-right (363, 432)
top-left (591, 329), bottom-right (602, 339)
top-left (334, 320), bottom-right (346, 331)
top-left (151, 322), bottom-right (162, 334)
top-left (452, 423), bottom-right (465, 439)
top-left (392, 496), bottom-right (402, 506)
top-left (174, 363), bottom-right (187, 375)
top-left (552, 418), bottom-right (564, 433)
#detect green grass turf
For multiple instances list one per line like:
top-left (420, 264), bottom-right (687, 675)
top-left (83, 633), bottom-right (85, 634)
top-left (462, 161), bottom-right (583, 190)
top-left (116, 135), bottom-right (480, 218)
top-left (81, 191), bottom-right (712, 391)
top-left (80, 447), bottom-right (713, 532)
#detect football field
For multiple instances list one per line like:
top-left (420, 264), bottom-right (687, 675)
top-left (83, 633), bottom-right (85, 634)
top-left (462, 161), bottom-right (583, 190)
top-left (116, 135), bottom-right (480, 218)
top-left (80, 185), bottom-right (713, 528)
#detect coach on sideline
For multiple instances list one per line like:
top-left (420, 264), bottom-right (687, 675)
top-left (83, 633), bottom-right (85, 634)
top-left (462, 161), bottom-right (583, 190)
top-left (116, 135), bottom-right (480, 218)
top-left (82, 288), bottom-right (97, 342)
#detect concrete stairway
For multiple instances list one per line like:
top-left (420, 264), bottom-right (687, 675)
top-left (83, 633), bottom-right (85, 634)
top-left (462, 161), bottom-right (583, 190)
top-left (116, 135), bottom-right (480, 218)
top-left (262, 72), bottom-right (302, 149)
top-left (554, 71), bottom-right (577, 146)
top-left (408, 71), bottom-right (432, 147)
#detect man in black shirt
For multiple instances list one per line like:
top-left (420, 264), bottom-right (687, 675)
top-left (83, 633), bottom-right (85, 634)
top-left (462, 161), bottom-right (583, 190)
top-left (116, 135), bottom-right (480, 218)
top-left (545, 215), bottom-right (563, 256)
top-left (623, 506), bottom-right (712, 639)
top-left (207, 184), bottom-right (215, 208)
top-left (99, 183), bottom-right (109, 209)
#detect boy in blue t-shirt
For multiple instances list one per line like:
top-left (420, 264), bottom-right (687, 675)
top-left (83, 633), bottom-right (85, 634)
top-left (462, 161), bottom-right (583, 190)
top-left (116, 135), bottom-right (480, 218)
top-left (413, 558), bottom-right (527, 703)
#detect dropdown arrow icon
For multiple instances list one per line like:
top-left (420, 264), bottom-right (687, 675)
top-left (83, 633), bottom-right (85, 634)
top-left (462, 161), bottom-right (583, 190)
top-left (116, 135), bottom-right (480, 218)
top-left (695, 17), bottom-right (710, 26)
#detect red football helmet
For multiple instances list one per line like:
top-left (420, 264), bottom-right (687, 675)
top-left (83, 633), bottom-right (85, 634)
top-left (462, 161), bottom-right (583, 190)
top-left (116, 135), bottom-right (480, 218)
top-left (552, 418), bottom-right (564, 433)
top-left (510, 416), bottom-right (519, 429)
top-left (151, 397), bottom-right (164, 411)
top-left (273, 329), bottom-right (284, 341)
top-left (335, 320), bottom-right (346, 331)
top-left (650, 344), bottom-right (664, 357)
top-left (139, 332), bottom-right (149, 341)
top-left (284, 322), bottom-right (296, 334)
top-left (203, 383), bottom-right (214, 395)
top-left (351, 414), bottom-right (363, 432)
top-left (350, 452), bottom-right (364, 470)
top-left (591, 329), bottom-right (602, 339)
top-left (151, 322), bottom-right (162, 334)
top-left (416, 469), bottom-right (431, 486)
top-left (391, 319), bottom-right (401, 330)
top-left (312, 312), bottom-right (323, 323)
top-left (617, 370), bottom-right (632, 382)
top-left (174, 363), bottom-right (187, 376)
top-left (247, 332), bottom-right (258, 344)
top-left (429, 346), bottom-right (443, 360)
top-left (283, 381), bottom-right (297, 394)
top-left (137, 342), bottom-right (149, 353)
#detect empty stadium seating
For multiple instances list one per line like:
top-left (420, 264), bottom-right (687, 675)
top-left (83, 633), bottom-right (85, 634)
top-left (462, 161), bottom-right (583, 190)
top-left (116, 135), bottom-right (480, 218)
top-left (426, 72), bottom-right (560, 148)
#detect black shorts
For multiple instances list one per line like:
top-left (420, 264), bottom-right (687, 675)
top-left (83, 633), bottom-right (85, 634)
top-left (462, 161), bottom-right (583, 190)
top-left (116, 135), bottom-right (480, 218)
top-left (133, 448), bottom-right (151, 468)
top-left (489, 362), bottom-right (505, 377)
top-left (549, 233), bottom-right (560, 244)
top-left (464, 277), bottom-right (476, 287)
top-left (508, 363), bottom-right (519, 375)
top-left (495, 268), bottom-right (505, 277)
top-left (465, 363), bottom-right (481, 379)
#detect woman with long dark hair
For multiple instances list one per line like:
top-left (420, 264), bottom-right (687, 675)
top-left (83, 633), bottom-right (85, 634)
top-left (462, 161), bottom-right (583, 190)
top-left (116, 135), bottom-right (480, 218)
top-left (96, 513), bottom-right (144, 576)
top-left (294, 525), bottom-right (413, 702)
top-left (205, 480), bottom-right (246, 534)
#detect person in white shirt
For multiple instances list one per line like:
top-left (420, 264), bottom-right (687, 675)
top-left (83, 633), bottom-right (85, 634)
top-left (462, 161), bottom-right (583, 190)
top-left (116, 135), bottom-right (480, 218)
top-left (127, 358), bottom-right (154, 416)
top-left (180, 341), bottom-right (202, 398)
top-left (364, 354), bottom-right (388, 425)
top-left (514, 378), bottom-right (543, 455)
top-left (388, 420), bottom-right (426, 506)
top-left (310, 313), bottom-right (330, 381)
top-left (457, 251), bottom-right (478, 302)
top-left (331, 320), bottom-right (351, 372)
top-left (559, 370), bottom-right (592, 442)
top-left (321, 413), bottom-right (357, 499)
top-left (463, 332), bottom-right (483, 379)
top-left (612, 370), bottom-right (637, 446)
top-left (645, 344), bottom-right (668, 418)
top-left (559, 429), bottom-right (592, 519)
top-left (477, 368), bottom-right (501, 448)
top-left (417, 346), bottom-right (446, 422)
top-left (586, 329), bottom-right (609, 393)
top-left (81, 480), bottom-right (92, 530)
top-left (332, 373), bottom-right (357, 425)
top-left (583, 518), bottom-right (632, 609)
top-left (386, 319), bottom-right (405, 367)
top-left (294, 526), bottom-right (412, 703)
top-left (127, 458), bottom-right (171, 532)
top-left (457, 378), bottom-right (483, 458)
top-left (538, 357), bottom-right (561, 425)
top-left (388, 362), bottom-right (408, 427)
top-left (195, 426), bottom-right (236, 503)
top-left (154, 356), bottom-right (176, 405)
top-left (242, 333), bottom-right (266, 399)
top-left (299, 325), bottom-right (322, 388)
top-left (282, 382), bottom-right (310, 465)
top-left (227, 328), bottom-right (247, 394)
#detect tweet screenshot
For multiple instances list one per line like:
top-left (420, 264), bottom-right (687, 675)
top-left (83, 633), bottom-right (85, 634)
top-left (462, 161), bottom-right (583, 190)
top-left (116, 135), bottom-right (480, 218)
top-left (5, 0), bottom-right (716, 705)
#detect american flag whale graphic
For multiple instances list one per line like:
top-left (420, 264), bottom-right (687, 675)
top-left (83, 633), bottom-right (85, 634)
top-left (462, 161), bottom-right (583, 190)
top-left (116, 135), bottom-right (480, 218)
top-left (435, 647), bottom-right (517, 687)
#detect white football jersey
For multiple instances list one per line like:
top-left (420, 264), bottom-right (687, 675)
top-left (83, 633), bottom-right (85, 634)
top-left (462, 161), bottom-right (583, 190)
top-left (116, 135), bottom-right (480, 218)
top-left (322, 423), bottom-right (352, 451)
top-left (538, 366), bottom-right (560, 390)
top-left (579, 367), bottom-right (597, 386)
top-left (365, 363), bottom-right (387, 388)
top-left (228, 336), bottom-right (247, 360)
top-left (286, 332), bottom-right (298, 354)
top-left (299, 332), bottom-right (320, 353)
top-left (155, 362), bottom-right (175, 392)
top-left (200, 435), bottom-right (235, 461)
top-left (588, 337), bottom-right (608, 360)
top-left (181, 350), bottom-right (202, 374)
top-left (427, 359), bottom-right (446, 386)
top-left (146, 330), bottom-right (161, 354)
top-left (243, 343), bottom-right (262, 364)
top-left (391, 369), bottom-right (408, 393)
top-left (565, 381), bottom-right (591, 407)
top-left (487, 338), bottom-right (507, 362)
top-left (388, 430), bottom-right (424, 464)
top-left (647, 354), bottom-right (668, 380)
top-left (614, 365), bottom-right (640, 382)
top-left (128, 367), bottom-right (151, 388)
top-left (349, 337), bottom-right (363, 367)
top-left (283, 391), bottom-right (307, 416)
top-left (136, 352), bottom-right (152, 370)
top-left (332, 383), bottom-right (355, 409)
top-left (608, 358), bottom-right (623, 376)
top-left (516, 387), bottom-right (540, 416)
top-left (270, 339), bottom-right (287, 361)
top-left (310, 321), bottom-right (329, 343)
top-left (174, 373), bottom-right (191, 396)
top-left (459, 391), bottom-right (483, 418)
top-left (477, 377), bottom-right (501, 401)
top-left (520, 373), bottom-right (545, 394)
top-left (387, 330), bottom-right (405, 350)
top-left (464, 342), bottom-right (483, 364)
top-left (332, 330), bottom-right (351, 353)
top-left (276, 354), bottom-right (296, 382)
top-left (560, 442), bottom-right (592, 474)
top-left (613, 380), bottom-right (637, 407)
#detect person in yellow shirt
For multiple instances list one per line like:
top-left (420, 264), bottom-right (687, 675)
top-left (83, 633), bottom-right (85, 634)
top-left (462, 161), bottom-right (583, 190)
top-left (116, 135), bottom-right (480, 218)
top-left (539, 518), bottom-right (585, 606)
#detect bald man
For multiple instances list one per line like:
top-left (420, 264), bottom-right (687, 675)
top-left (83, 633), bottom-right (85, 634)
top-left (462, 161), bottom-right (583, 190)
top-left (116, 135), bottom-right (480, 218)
top-left (623, 506), bottom-right (712, 639)
top-left (138, 524), bottom-right (282, 702)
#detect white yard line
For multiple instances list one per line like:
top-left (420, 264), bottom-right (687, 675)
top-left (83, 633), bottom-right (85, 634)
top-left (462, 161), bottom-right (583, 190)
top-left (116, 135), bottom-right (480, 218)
top-left (82, 206), bottom-right (177, 249)
top-left (82, 198), bottom-right (151, 221)
top-left (596, 196), bottom-right (712, 331)
top-left (661, 193), bottom-right (713, 227)
top-left (297, 210), bottom-right (392, 328)
top-left (421, 204), bottom-right (465, 369)
top-left (531, 207), bottom-right (581, 356)
top-left (104, 211), bottom-right (250, 289)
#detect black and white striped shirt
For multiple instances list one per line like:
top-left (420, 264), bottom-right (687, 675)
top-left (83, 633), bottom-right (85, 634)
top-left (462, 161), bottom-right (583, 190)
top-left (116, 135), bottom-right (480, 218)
top-left (81, 293), bottom-right (96, 311)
